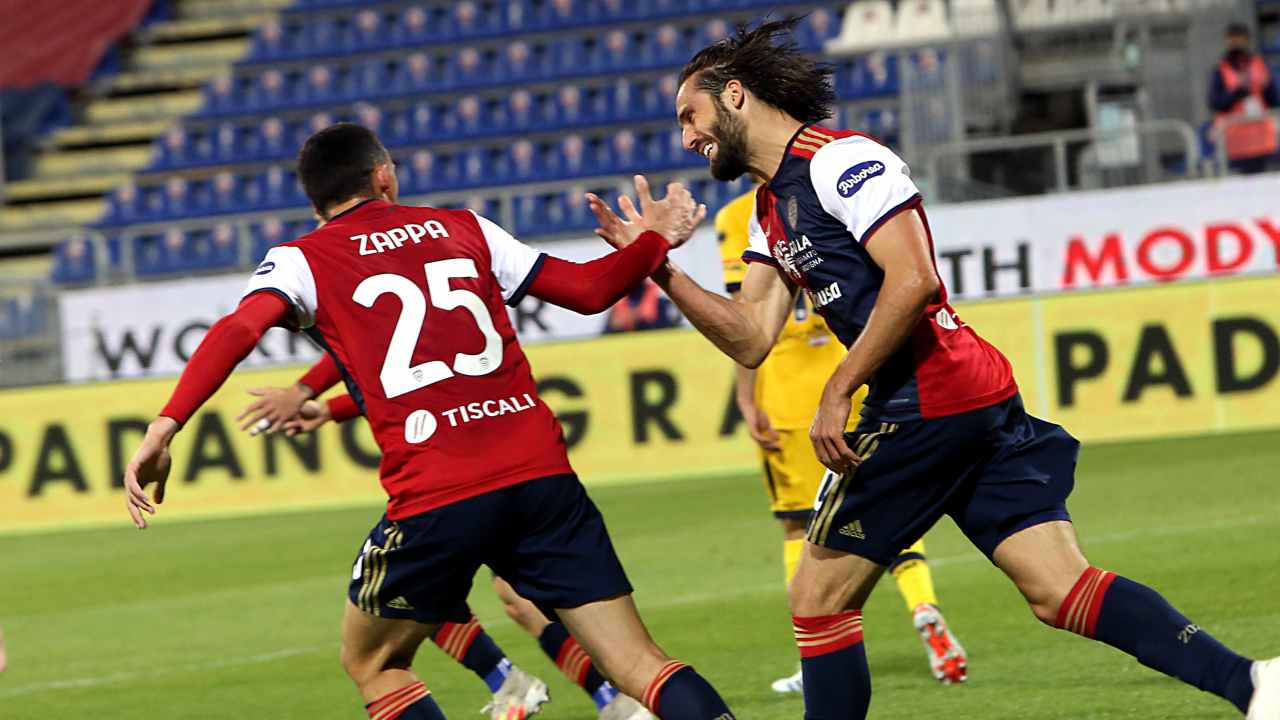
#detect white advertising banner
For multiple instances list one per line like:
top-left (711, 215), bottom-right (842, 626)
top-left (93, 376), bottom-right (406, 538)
top-left (927, 173), bottom-right (1280, 299)
top-left (60, 228), bottom-right (723, 382)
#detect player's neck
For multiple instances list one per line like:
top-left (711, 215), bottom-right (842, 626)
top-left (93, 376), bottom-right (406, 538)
top-left (323, 195), bottom-right (378, 222)
top-left (747, 115), bottom-right (805, 183)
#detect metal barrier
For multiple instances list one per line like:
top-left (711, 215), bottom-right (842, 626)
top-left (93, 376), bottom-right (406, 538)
top-left (923, 118), bottom-right (1203, 199)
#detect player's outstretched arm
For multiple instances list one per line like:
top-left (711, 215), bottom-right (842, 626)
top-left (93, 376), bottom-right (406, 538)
top-left (589, 176), bottom-right (793, 367)
top-left (123, 293), bottom-right (290, 529)
top-left (522, 177), bottom-right (705, 315)
top-left (809, 210), bottom-right (940, 474)
top-left (237, 354), bottom-right (341, 436)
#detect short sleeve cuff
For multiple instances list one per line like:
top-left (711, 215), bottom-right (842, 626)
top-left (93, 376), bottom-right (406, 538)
top-left (859, 193), bottom-right (923, 246)
top-left (507, 252), bottom-right (547, 307)
top-left (742, 249), bottom-right (779, 267)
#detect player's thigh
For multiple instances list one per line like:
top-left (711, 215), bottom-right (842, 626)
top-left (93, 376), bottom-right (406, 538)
top-left (805, 415), bottom-right (987, 569)
top-left (790, 541), bottom-right (886, 615)
top-left (341, 600), bottom-right (437, 678)
top-left (992, 520), bottom-right (1088, 616)
top-left (556, 594), bottom-right (668, 696)
top-left (763, 428), bottom-right (825, 519)
top-left (491, 474), bottom-right (634, 622)
top-left (950, 394), bottom-right (1080, 561)
top-left (491, 575), bottom-right (552, 636)
top-left (348, 511), bottom-right (484, 628)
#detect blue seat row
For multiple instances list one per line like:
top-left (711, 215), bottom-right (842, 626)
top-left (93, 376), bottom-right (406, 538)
top-left (115, 126), bottom-right (711, 226)
top-left (155, 75), bottom-right (682, 170)
top-left (202, 14), bottom-right (843, 116)
top-left (280, 0), bottom-right (816, 46)
top-left (59, 173), bottom-right (756, 283)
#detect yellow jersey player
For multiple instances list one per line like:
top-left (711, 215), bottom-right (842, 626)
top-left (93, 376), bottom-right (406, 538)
top-left (717, 189), bottom-right (968, 690)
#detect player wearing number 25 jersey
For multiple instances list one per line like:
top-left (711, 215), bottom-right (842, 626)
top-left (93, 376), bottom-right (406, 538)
top-left (247, 200), bottom-right (573, 520)
top-left (122, 124), bottom-right (736, 720)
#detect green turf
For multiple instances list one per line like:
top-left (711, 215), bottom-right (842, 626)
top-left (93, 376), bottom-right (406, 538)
top-left (2, 429), bottom-right (1278, 719)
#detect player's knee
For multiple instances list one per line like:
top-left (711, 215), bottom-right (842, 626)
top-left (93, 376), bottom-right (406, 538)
top-left (594, 642), bottom-right (668, 698)
top-left (340, 641), bottom-right (412, 688)
top-left (787, 573), bottom-right (845, 616)
top-left (1016, 578), bottom-right (1072, 626)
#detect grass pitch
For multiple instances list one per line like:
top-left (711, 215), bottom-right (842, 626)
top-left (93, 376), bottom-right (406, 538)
top-left (2, 429), bottom-right (1278, 719)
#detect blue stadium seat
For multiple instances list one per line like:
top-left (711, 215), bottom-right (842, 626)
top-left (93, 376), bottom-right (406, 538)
top-left (592, 30), bottom-right (636, 73)
top-left (544, 185), bottom-right (614, 233)
top-left (536, 0), bottom-right (585, 29)
top-left (401, 149), bottom-right (440, 194)
top-left (546, 84), bottom-right (586, 127)
top-left (152, 126), bottom-right (191, 169)
top-left (51, 236), bottom-right (98, 284)
top-left (607, 129), bottom-right (645, 172)
top-left (187, 223), bottom-right (241, 271)
top-left (345, 9), bottom-right (384, 53)
top-left (389, 5), bottom-right (431, 47)
top-left (390, 52), bottom-right (434, 95)
top-left (696, 17), bottom-right (732, 48)
top-left (500, 0), bottom-right (534, 34)
top-left (793, 8), bottom-right (841, 51)
top-left (584, 0), bottom-right (632, 23)
top-left (134, 229), bottom-right (187, 276)
top-left (550, 134), bottom-right (591, 179)
top-left (450, 47), bottom-right (488, 90)
top-left (251, 18), bottom-right (290, 60)
top-left (650, 24), bottom-right (690, 67)
top-left (504, 140), bottom-right (542, 183)
top-left (497, 89), bottom-right (540, 131)
top-left (249, 69), bottom-right (292, 110)
top-left (212, 122), bottom-right (242, 163)
top-left (302, 16), bottom-right (342, 58)
top-left (249, 217), bottom-right (290, 262)
top-left (406, 101), bottom-right (438, 142)
top-left (497, 40), bottom-right (548, 84)
top-left (442, 95), bottom-right (487, 138)
top-left (346, 59), bottom-right (389, 101)
top-left (549, 38), bottom-right (588, 79)
top-left (202, 75), bottom-right (241, 116)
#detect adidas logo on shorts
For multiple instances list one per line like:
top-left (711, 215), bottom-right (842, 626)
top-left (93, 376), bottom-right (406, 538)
top-left (838, 520), bottom-right (866, 540)
top-left (387, 596), bottom-right (415, 611)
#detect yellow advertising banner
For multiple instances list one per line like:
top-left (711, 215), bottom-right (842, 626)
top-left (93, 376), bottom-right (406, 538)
top-left (2, 275), bottom-right (1278, 531)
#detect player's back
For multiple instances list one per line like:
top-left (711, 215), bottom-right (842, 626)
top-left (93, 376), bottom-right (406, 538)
top-left (247, 199), bottom-right (571, 519)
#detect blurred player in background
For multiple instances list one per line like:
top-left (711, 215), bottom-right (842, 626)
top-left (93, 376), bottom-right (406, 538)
top-left (239, 359), bottom-right (655, 720)
top-left (122, 124), bottom-right (737, 720)
top-left (0, 626), bottom-right (7, 673)
top-left (588, 18), bottom-right (1277, 720)
top-left (717, 190), bottom-right (966, 693)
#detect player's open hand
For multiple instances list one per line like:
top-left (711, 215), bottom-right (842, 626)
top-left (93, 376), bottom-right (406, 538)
top-left (238, 385), bottom-right (310, 436)
top-left (123, 418), bottom-right (179, 529)
top-left (810, 391), bottom-right (859, 475)
top-left (588, 175), bottom-right (707, 251)
top-left (281, 399), bottom-right (333, 436)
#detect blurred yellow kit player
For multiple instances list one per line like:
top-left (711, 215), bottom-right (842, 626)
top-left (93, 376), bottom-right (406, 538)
top-left (718, 190), bottom-right (968, 691)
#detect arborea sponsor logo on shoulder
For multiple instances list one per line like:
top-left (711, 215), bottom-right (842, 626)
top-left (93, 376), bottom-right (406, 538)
top-left (836, 161), bottom-right (886, 198)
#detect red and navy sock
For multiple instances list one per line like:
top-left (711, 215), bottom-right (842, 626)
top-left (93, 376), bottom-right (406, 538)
top-left (365, 682), bottom-right (446, 720)
top-left (641, 660), bottom-right (735, 719)
top-left (1056, 567), bottom-right (1255, 713)
top-left (537, 621), bottom-right (618, 710)
top-left (793, 611), bottom-right (871, 720)
top-left (431, 616), bottom-right (511, 693)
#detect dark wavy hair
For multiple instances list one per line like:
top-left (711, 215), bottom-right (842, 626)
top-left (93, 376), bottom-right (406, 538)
top-left (678, 16), bottom-right (835, 125)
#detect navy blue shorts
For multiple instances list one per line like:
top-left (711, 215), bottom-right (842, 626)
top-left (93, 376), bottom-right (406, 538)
top-left (807, 393), bottom-right (1077, 565)
top-left (348, 474), bottom-right (632, 624)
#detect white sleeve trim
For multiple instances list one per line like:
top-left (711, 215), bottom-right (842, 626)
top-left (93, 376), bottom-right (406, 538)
top-left (242, 245), bottom-right (318, 328)
top-left (810, 136), bottom-right (921, 244)
top-left (470, 210), bottom-right (545, 303)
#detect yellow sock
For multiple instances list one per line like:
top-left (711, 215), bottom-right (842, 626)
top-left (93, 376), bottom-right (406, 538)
top-left (890, 539), bottom-right (937, 612)
top-left (783, 538), bottom-right (805, 586)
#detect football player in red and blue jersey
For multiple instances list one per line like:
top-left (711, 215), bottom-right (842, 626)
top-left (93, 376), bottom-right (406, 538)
top-left (122, 124), bottom-right (736, 720)
top-left (588, 18), bottom-right (1278, 720)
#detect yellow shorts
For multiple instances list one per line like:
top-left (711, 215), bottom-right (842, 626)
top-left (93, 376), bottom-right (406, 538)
top-left (760, 428), bottom-right (826, 518)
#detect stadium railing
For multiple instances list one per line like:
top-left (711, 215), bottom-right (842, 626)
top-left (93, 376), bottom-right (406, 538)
top-left (922, 117), bottom-right (1203, 200)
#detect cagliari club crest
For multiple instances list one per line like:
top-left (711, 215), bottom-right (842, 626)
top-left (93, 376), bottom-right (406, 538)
top-left (786, 195), bottom-right (799, 230)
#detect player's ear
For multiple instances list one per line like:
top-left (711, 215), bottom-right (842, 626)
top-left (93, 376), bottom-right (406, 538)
top-left (372, 160), bottom-right (397, 202)
top-left (723, 79), bottom-right (746, 112)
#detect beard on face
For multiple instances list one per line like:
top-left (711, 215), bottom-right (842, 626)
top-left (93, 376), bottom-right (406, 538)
top-left (708, 96), bottom-right (751, 181)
